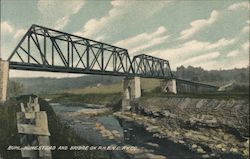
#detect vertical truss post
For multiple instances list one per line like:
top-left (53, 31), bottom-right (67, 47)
top-left (52, 43), bottom-right (54, 66)
top-left (71, 40), bottom-right (74, 68)
top-left (28, 35), bottom-right (30, 63)
top-left (86, 44), bottom-right (89, 70)
top-left (43, 29), bottom-right (46, 64)
top-left (67, 36), bottom-right (70, 67)
top-left (101, 45), bottom-right (104, 71)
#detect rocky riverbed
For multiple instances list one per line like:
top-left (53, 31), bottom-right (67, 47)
top-left (47, 95), bottom-right (249, 159)
top-left (50, 102), bottom-right (172, 159)
top-left (51, 101), bottom-right (217, 159)
top-left (115, 97), bottom-right (249, 159)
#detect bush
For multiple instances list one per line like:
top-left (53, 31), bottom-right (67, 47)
top-left (151, 86), bottom-right (162, 93)
top-left (0, 95), bottom-right (106, 159)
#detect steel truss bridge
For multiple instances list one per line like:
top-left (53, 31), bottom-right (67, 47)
top-left (8, 24), bottom-right (173, 79)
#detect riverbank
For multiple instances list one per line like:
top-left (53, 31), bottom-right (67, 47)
top-left (46, 93), bottom-right (122, 107)
top-left (50, 102), bottom-right (130, 159)
top-left (50, 102), bottom-right (203, 159)
top-left (42, 93), bottom-right (249, 158)
top-left (114, 96), bottom-right (249, 159)
top-left (0, 95), bottom-right (109, 159)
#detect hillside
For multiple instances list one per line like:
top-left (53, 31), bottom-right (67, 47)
top-left (63, 78), bottom-right (160, 94)
top-left (175, 66), bottom-right (249, 86)
top-left (10, 66), bottom-right (249, 95)
top-left (11, 75), bottom-right (122, 94)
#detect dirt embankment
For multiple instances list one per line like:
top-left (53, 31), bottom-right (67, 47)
top-left (138, 97), bottom-right (249, 136)
top-left (115, 97), bottom-right (249, 158)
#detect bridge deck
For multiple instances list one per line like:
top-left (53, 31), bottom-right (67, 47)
top-left (7, 24), bottom-right (218, 89)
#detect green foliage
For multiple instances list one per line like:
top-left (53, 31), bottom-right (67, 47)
top-left (0, 95), bottom-right (107, 159)
top-left (8, 81), bottom-right (24, 97)
top-left (231, 85), bottom-right (249, 92)
top-left (150, 86), bottom-right (162, 93)
top-left (0, 100), bottom-right (20, 159)
top-left (51, 93), bottom-right (122, 106)
top-left (106, 98), bottom-right (122, 112)
top-left (9, 66), bottom-right (249, 96)
top-left (10, 75), bottom-right (122, 94)
top-left (175, 66), bottom-right (249, 86)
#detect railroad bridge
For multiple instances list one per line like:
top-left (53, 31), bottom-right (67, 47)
top-left (0, 25), bottom-right (218, 109)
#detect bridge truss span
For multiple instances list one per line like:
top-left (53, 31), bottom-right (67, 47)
top-left (8, 24), bottom-right (134, 76)
top-left (131, 54), bottom-right (173, 79)
top-left (8, 24), bottom-right (173, 79)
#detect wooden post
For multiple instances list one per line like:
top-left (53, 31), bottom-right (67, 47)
top-left (16, 97), bottom-right (52, 159)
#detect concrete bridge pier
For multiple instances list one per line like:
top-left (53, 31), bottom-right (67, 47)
top-left (160, 79), bottom-right (177, 94)
top-left (0, 59), bottom-right (9, 103)
top-left (122, 77), bottom-right (141, 111)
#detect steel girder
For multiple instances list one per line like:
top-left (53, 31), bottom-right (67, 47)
top-left (131, 54), bottom-right (173, 79)
top-left (7, 24), bottom-right (173, 79)
top-left (175, 78), bottom-right (219, 89)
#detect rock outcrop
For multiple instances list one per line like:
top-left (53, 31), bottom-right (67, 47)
top-left (115, 96), bottom-right (249, 158)
top-left (137, 97), bottom-right (249, 136)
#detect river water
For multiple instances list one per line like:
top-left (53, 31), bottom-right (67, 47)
top-left (50, 102), bottom-right (245, 159)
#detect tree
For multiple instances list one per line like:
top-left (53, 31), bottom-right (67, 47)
top-left (8, 81), bottom-right (24, 97)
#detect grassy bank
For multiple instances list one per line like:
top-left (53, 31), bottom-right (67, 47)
top-left (41, 78), bottom-right (159, 107)
top-left (60, 78), bottom-right (160, 95)
top-left (41, 77), bottom-right (249, 107)
top-left (44, 88), bottom-right (249, 110)
top-left (49, 93), bottom-right (122, 106)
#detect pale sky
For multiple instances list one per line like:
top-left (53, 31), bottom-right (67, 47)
top-left (1, 0), bottom-right (249, 78)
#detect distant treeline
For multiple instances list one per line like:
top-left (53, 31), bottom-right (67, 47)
top-left (10, 66), bottom-right (249, 94)
top-left (10, 75), bottom-right (122, 94)
top-left (173, 66), bottom-right (249, 86)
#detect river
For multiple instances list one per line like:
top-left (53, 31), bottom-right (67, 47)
top-left (49, 102), bottom-right (245, 159)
